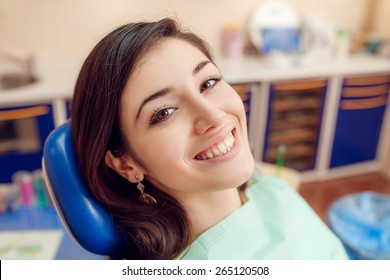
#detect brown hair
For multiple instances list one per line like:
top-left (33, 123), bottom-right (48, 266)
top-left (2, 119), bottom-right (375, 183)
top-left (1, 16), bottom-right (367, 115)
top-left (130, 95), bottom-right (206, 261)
top-left (71, 18), bottom-right (213, 259)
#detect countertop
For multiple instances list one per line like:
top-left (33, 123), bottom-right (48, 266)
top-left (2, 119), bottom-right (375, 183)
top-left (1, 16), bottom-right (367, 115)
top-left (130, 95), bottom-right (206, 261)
top-left (0, 61), bottom-right (81, 107)
top-left (0, 206), bottom-right (103, 259)
top-left (1, 54), bottom-right (390, 108)
top-left (217, 53), bottom-right (390, 84)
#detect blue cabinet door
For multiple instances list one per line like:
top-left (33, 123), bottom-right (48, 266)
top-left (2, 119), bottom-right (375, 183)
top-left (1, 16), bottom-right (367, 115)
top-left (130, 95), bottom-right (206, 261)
top-left (330, 74), bottom-right (389, 168)
top-left (330, 104), bottom-right (386, 167)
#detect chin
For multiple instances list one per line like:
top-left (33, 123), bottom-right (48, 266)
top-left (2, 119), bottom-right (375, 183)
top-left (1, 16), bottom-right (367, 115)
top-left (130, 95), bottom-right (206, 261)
top-left (227, 155), bottom-right (255, 189)
top-left (240, 156), bottom-right (255, 182)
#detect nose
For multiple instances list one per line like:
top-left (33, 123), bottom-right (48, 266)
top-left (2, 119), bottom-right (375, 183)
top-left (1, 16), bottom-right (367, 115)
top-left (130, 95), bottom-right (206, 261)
top-left (191, 97), bottom-right (226, 135)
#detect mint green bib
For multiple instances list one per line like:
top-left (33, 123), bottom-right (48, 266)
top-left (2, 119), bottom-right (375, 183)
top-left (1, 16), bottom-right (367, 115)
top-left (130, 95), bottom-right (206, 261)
top-left (178, 175), bottom-right (348, 260)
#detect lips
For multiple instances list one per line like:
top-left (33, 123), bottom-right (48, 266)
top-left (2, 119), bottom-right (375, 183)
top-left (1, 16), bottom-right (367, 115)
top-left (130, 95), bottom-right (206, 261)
top-left (195, 131), bottom-right (235, 160)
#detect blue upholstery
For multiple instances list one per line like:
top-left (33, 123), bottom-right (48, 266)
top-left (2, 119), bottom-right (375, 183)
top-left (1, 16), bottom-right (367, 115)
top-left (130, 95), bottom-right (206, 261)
top-left (327, 191), bottom-right (390, 260)
top-left (43, 120), bottom-right (124, 257)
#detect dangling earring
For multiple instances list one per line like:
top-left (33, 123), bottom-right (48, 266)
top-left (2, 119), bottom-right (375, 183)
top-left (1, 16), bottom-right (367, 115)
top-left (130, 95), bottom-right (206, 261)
top-left (135, 175), bottom-right (157, 206)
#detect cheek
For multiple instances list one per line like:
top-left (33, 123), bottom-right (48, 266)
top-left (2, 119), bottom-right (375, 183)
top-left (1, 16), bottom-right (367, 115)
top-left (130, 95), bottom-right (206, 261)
top-left (219, 87), bottom-right (248, 124)
top-left (138, 132), bottom-right (193, 191)
top-left (133, 127), bottom-right (189, 172)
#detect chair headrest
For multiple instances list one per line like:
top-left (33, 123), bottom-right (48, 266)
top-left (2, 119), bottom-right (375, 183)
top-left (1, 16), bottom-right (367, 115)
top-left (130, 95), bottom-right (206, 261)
top-left (43, 120), bottom-right (125, 256)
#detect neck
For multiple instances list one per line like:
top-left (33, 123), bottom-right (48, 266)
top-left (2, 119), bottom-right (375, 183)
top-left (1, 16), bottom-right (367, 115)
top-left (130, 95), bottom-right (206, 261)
top-left (179, 188), bottom-right (243, 241)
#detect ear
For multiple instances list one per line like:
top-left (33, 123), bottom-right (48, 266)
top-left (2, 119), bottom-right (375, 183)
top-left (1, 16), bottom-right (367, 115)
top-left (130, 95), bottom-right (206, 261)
top-left (105, 150), bottom-right (142, 183)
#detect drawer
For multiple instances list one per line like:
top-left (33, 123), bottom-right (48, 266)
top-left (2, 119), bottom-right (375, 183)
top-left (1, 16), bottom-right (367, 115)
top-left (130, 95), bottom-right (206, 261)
top-left (265, 144), bottom-right (314, 161)
top-left (0, 105), bottom-right (50, 121)
top-left (270, 114), bottom-right (320, 130)
top-left (272, 97), bottom-right (322, 112)
top-left (267, 128), bottom-right (317, 144)
top-left (340, 95), bottom-right (388, 110)
top-left (272, 79), bottom-right (327, 91)
top-left (232, 84), bottom-right (250, 96)
top-left (342, 84), bottom-right (389, 98)
top-left (343, 74), bottom-right (390, 86)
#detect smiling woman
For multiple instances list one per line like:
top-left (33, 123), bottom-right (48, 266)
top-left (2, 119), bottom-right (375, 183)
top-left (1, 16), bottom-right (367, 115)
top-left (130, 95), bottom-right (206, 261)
top-left (71, 18), bottom-right (349, 260)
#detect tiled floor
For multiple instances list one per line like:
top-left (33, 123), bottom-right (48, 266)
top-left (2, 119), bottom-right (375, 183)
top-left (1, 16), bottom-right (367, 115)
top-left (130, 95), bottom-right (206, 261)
top-left (299, 172), bottom-right (390, 223)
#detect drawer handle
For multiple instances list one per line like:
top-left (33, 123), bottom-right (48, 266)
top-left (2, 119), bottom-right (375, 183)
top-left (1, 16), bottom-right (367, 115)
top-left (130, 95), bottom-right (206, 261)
top-left (0, 105), bottom-right (50, 121)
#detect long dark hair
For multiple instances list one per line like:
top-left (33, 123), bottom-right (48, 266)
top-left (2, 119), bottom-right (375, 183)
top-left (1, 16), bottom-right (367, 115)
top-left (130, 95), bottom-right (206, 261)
top-left (71, 18), bottom-right (213, 259)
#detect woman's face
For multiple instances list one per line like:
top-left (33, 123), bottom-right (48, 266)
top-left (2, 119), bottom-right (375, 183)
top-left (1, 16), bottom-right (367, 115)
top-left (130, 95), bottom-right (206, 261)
top-left (120, 38), bottom-right (254, 198)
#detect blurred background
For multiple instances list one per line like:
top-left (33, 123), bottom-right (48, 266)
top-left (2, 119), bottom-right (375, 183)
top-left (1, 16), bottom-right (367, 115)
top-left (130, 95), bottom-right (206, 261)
top-left (0, 0), bottom-right (389, 61)
top-left (0, 0), bottom-right (390, 260)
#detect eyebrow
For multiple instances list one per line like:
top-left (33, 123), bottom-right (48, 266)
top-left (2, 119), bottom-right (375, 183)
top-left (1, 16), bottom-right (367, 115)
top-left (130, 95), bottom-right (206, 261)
top-left (135, 60), bottom-right (211, 120)
top-left (193, 60), bottom-right (210, 75)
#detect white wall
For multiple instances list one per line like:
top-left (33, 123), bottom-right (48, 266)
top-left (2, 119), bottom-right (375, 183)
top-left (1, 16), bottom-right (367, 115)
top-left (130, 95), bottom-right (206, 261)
top-left (371, 0), bottom-right (390, 40)
top-left (0, 0), bottom-right (369, 62)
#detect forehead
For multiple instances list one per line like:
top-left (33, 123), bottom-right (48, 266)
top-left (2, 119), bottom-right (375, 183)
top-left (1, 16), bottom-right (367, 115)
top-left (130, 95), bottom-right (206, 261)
top-left (134, 38), bottom-right (208, 77)
top-left (121, 38), bottom-right (210, 118)
top-left (125, 38), bottom-right (208, 92)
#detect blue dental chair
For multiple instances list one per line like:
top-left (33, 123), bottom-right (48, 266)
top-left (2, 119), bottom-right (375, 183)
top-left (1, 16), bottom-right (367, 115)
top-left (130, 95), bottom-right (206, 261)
top-left (42, 120), bottom-right (125, 258)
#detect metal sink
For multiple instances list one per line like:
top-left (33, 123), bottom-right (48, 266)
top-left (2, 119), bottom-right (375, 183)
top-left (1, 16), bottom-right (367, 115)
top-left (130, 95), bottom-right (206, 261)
top-left (0, 74), bottom-right (38, 91)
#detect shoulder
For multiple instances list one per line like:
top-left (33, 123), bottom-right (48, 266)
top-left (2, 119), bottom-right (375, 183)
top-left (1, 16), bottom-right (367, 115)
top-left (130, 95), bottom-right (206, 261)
top-left (246, 174), bottom-right (316, 221)
top-left (246, 174), bottom-right (348, 259)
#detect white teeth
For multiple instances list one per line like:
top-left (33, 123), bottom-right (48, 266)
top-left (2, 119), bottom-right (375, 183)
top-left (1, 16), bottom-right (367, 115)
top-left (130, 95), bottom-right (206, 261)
top-left (212, 147), bottom-right (221, 156)
top-left (206, 150), bottom-right (214, 159)
top-left (196, 132), bottom-right (235, 160)
top-left (217, 143), bottom-right (227, 154)
top-left (224, 135), bottom-right (234, 148)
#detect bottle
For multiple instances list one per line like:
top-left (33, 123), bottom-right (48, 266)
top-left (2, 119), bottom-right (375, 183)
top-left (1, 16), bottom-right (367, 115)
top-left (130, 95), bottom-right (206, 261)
top-left (222, 24), bottom-right (244, 59)
top-left (13, 171), bottom-right (35, 207)
top-left (335, 29), bottom-right (351, 60)
top-left (33, 170), bottom-right (47, 208)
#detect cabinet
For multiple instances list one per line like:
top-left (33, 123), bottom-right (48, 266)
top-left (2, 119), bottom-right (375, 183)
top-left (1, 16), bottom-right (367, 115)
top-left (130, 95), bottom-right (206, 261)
top-left (225, 64), bottom-right (389, 181)
top-left (66, 100), bottom-right (72, 119)
top-left (0, 104), bottom-right (55, 183)
top-left (330, 73), bottom-right (390, 168)
top-left (262, 78), bottom-right (327, 171)
top-left (1, 55), bottom-right (388, 183)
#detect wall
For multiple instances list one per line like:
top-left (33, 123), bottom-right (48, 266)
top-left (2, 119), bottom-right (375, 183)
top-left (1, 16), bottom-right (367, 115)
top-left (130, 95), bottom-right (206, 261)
top-left (0, 0), bottom-right (369, 62)
top-left (371, 0), bottom-right (390, 40)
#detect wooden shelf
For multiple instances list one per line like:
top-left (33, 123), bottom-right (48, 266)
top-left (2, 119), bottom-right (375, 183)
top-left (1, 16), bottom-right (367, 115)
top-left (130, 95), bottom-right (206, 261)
top-left (263, 78), bottom-right (327, 171)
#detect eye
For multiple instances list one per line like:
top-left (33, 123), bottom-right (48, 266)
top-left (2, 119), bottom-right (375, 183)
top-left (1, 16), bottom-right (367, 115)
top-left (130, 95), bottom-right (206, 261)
top-left (149, 106), bottom-right (178, 125)
top-left (200, 76), bottom-right (222, 93)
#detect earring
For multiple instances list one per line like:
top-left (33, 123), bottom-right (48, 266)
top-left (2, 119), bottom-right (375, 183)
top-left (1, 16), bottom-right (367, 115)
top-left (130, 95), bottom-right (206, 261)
top-left (135, 175), bottom-right (157, 206)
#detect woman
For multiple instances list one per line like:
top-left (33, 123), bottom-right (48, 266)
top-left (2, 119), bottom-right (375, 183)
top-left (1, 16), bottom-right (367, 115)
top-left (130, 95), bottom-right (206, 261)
top-left (71, 18), bottom-right (348, 260)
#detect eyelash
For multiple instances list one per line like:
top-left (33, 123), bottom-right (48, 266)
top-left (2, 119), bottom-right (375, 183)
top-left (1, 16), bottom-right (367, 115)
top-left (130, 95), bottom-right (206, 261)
top-left (200, 75), bottom-right (222, 93)
top-left (149, 75), bottom-right (223, 125)
top-left (149, 105), bottom-right (178, 125)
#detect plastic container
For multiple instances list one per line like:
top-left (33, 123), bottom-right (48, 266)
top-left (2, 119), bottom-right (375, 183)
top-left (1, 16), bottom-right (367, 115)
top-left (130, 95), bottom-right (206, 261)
top-left (327, 191), bottom-right (390, 259)
top-left (0, 183), bottom-right (20, 212)
top-left (248, 0), bottom-right (301, 55)
top-left (12, 171), bottom-right (35, 206)
top-left (33, 169), bottom-right (49, 208)
top-left (222, 24), bottom-right (244, 59)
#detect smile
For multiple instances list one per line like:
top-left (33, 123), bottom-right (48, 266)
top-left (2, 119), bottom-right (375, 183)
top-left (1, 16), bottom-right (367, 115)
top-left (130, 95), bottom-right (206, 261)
top-left (195, 131), bottom-right (235, 160)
